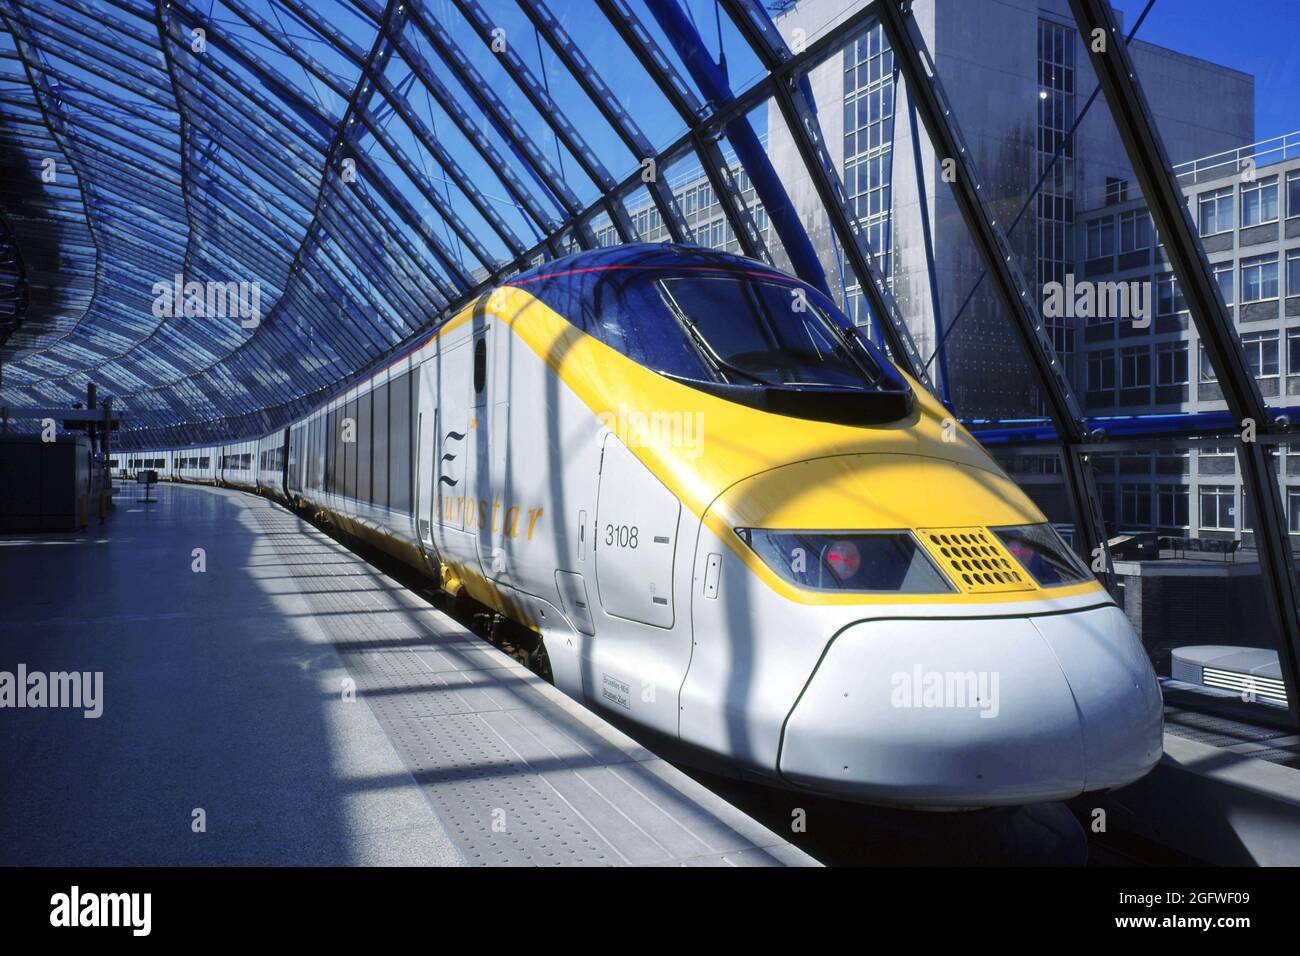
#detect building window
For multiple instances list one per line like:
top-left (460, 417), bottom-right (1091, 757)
top-left (1213, 261), bottom-right (1234, 306)
top-left (1120, 484), bottom-right (1152, 527)
top-left (1241, 331), bottom-right (1280, 379)
top-left (1241, 176), bottom-right (1280, 227)
top-left (1199, 485), bottom-right (1236, 531)
top-left (1158, 484), bottom-right (1189, 528)
top-left (1119, 210), bottom-right (1150, 252)
top-left (1087, 350), bottom-right (1115, 390)
top-left (1289, 170), bottom-right (1300, 219)
top-left (1290, 489), bottom-right (1300, 534)
top-left (1289, 330), bottom-right (1300, 375)
top-left (1105, 177), bottom-right (1128, 205)
top-left (1038, 18), bottom-right (1076, 361)
top-left (1085, 217), bottom-right (1114, 258)
top-left (1199, 344), bottom-right (1218, 383)
top-left (1120, 346), bottom-right (1151, 388)
top-left (843, 22), bottom-right (895, 278)
top-left (1289, 249), bottom-right (1300, 297)
top-left (1198, 186), bottom-right (1234, 236)
top-left (1156, 273), bottom-right (1186, 316)
top-left (1156, 341), bottom-right (1189, 385)
top-left (1241, 253), bottom-right (1280, 302)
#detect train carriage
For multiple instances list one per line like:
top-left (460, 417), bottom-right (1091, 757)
top-left (144, 245), bottom-right (1163, 808)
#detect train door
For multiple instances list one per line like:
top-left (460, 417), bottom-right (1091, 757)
top-left (280, 427), bottom-right (291, 497)
top-left (588, 434), bottom-right (689, 733)
top-left (463, 330), bottom-right (496, 585)
top-left (426, 336), bottom-right (477, 579)
top-left (414, 365), bottom-right (435, 549)
top-left (471, 328), bottom-right (519, 592)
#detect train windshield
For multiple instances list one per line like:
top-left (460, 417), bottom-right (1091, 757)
top-left (654, 275), bottom-right (886, 388)
top-left (515, 262), bottom-right (912, 421)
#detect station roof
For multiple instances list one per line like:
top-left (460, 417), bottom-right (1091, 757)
top-left (0, 0), bottom-right (839, 447)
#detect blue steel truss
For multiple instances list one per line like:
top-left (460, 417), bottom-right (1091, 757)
top-left (3, 0), bottom-right (930, 444)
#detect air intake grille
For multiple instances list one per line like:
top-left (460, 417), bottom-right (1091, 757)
top-left (1201, 667), bottom-right (1289, 705)
top-left (918, 527), bottom-right (1034, 595)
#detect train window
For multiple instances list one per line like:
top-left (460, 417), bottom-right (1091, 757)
top-left (735, 529), bottom-right (954, 594)
top-left (357, 390), bottom-right (372, 504)
top-left (343, 398), bottom-right (357, 499)
top-left (326, 409), bottom-right (339, 493)
top-left (517, 266), bottom-right (898, 397)
top-left (992, 524), bottom-right (1093, 587)
top-left (372, 382), bottom-right (389, 508)
top-left (657, 277), bottom-right (885, 389)
top-left (389, 371), bottom-right (412, 512)
top-left (473, 337), bottom-right (486, 394)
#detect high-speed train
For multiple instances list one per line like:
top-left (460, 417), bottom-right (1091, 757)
top-left (135, 244), bottom-right (1163, 808)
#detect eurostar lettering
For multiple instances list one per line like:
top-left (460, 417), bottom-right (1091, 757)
top-left (439, 495), bottom-right (544, 539)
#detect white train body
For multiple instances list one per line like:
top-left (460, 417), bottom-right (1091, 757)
top-left (140, 246), bottom-right (1163, 808)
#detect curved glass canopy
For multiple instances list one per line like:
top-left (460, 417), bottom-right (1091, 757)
top-left (2, 0), bottom-right (904, 446)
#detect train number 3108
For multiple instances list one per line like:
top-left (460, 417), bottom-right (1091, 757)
top-left (604, 524), bottom-right (639, 549)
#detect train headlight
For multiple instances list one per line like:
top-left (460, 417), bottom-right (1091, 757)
top-left (734, 528), bottom-right (953, 593)
top-left (823, 539), bottom-right (861, 582)
top-left (991, 524), bottom-right (1092, 586)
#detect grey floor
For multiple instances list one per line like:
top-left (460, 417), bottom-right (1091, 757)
top-left (0, 482), bottom-right (813, 866)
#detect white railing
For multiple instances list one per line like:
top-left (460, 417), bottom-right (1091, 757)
top-left (1172, 130), bottom-right (1300, 186)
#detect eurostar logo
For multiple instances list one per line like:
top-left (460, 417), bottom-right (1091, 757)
top-left (439, 429), bottom-right (465, 488)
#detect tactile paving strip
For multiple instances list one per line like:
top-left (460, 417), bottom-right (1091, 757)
top-left (1164, 708), bottom-right (1289, 748)
top-left (244, 497), bottom-right (809, 866)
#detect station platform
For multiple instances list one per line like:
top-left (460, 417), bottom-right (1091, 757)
top-left (0, 483), bottom-right (815, 867)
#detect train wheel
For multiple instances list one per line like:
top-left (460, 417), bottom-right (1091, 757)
top-left (526, 637), bottom-right (554, 684)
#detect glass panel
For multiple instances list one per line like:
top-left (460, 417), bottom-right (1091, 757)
top-left (992, 523), bottom-right (1092, 586)
top-left (1089, 435), bottom-right (1294, 725)
top-left (1103, 1), bottom-right (1298, 419)
top-left (736, 529), bottom-right (954, 594)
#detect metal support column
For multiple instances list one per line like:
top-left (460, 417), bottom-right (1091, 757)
top-left (1069, 0), bottom-right (1300, 723)
top-left (720, 0), bottom-right (929, 385)
top-left (877, 0), bottom-right (1110, 578)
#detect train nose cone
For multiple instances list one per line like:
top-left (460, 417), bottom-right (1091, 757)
top-left (1029, 605), bottom-right (1164, 791)
top-left (778, 605), bottom-right (1162, 807)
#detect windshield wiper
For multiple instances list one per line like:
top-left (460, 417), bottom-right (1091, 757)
top-left (829, 322), bottom-right (883, 385)
top-left (672, 307), bottom-right (773, 386)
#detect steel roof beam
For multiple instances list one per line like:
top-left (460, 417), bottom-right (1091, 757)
top-left (451, 0), bottom-right (615, 192)
top-left (513, 0), bottom-right (692, 244)
top-left (719, 0), bottom-right (926, 384)
top-left (1069, 0), bottom-right (1300, 726)
top-left (382, 26), bottom-right (554, 241)
top-left (877, 0), bottom-right (1109, 575)
top-left (402, 1), bottom-right (593, 244)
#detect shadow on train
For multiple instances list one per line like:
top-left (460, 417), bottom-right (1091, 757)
top-left (302, 488), bottom-right (1200, 867)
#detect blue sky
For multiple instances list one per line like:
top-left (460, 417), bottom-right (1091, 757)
top-left (1111, 0), bottom-right (1300, 142)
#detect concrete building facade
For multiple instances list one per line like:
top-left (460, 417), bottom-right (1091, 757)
top-left (769, 0), bottom-right (1253, 418)
top-left (1073, 140), bottom-right (1300, 546)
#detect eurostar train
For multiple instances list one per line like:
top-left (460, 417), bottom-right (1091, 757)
top-left (138, 244), bottom-right (1163, 808)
